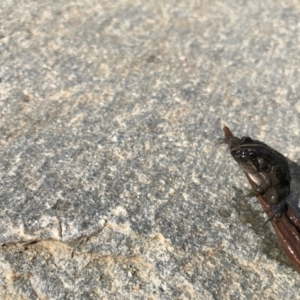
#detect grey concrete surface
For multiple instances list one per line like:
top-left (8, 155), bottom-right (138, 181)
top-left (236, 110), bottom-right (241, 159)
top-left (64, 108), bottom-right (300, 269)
top-left (1, 0), bottom-right (300, 299)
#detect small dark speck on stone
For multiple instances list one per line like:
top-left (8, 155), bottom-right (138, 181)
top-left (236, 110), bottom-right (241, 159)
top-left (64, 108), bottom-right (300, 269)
top-left (23, 94), bottom-right (30, 103)
top-left (146, 55), bottom-right (160, 63)
top-left (218, 208), bottom-right (232, 218)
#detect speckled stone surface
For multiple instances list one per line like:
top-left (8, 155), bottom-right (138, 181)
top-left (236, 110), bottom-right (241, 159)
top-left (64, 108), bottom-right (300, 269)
top-left (1, 0), bottom-right (300, 299)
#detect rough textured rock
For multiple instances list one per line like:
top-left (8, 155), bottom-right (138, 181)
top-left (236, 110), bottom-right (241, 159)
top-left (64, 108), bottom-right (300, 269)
top-left (1, 0), bottom-right (300, 299)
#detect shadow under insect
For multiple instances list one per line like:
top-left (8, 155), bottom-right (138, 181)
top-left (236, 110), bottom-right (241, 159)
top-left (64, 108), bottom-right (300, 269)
top-left (231, 185), bottom-right (292, 269)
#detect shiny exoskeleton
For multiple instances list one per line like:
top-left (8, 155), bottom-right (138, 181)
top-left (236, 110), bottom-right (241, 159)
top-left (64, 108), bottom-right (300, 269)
top-left (221, 133), bottom-right (291, 214)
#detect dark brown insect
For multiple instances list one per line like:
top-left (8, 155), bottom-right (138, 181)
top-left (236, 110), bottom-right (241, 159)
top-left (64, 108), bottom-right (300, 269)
top-left (221, 126), bottom-right (300, 273)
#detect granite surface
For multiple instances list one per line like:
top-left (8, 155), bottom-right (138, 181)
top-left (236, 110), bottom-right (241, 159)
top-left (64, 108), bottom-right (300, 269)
top-left (1, 0), bottom-right (300, 299)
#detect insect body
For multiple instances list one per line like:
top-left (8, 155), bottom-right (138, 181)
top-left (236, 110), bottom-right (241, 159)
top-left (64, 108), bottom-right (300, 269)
top-left (222, 131), bottom-right (291, 219)
top-left (222, 126), bottom-right (300, 273)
